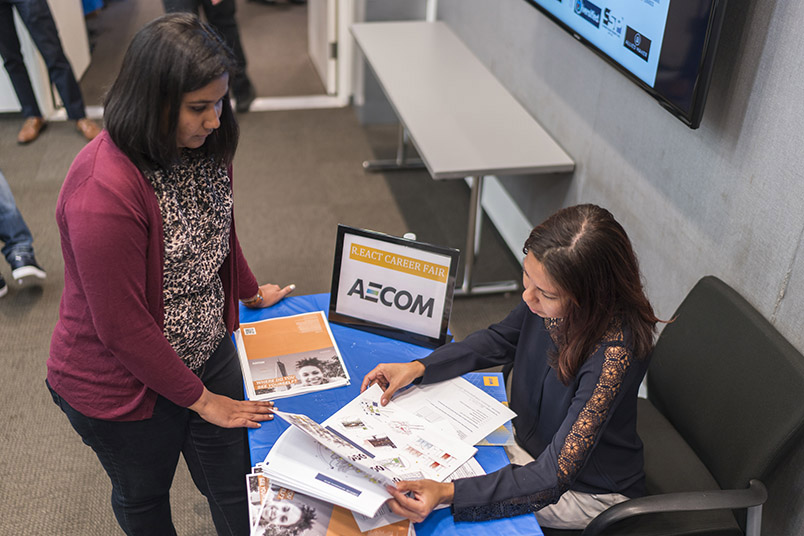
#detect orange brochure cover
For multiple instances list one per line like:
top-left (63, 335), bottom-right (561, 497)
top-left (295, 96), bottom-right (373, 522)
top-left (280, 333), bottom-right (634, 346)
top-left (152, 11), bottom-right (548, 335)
top-left (235, 311), bottom-right (350, 401)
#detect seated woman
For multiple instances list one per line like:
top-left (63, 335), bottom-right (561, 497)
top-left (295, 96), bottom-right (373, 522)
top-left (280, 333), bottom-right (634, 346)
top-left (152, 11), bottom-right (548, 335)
top-left (361, 204), bottom-right (661, 530)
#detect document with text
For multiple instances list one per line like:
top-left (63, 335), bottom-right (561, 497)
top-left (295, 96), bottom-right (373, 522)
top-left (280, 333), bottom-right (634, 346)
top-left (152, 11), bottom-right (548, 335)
top-left (392, 375), bottom-right (517, 446)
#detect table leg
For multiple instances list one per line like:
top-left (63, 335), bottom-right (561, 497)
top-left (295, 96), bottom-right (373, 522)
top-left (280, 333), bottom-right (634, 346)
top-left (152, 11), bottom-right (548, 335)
top-left (362, 123), bottom-right (426, 172)
top-left (454, 175), bottom-right (520, 297)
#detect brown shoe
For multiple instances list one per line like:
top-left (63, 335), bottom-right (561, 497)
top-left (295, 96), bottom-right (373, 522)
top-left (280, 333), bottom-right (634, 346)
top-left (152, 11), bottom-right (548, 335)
top-left (17, 117), bottom-right (47, 144)
top-left (76, 118), bottom-right (101, 141)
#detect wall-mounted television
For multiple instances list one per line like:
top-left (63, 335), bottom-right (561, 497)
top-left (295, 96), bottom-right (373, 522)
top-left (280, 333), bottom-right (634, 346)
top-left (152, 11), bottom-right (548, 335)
top-left (523, 0), bottom-right (728, 128)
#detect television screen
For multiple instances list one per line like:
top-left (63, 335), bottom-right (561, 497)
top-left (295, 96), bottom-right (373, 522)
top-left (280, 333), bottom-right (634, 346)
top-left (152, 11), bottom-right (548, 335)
top-left (524, 0), bottom-right (728, 128)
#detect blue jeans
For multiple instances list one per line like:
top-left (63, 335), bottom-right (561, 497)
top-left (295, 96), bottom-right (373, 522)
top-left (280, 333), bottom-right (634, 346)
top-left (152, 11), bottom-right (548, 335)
top-left (47, 336), bottom-right (252, 536)
top-left (0, 168), bottom-right (34, 265)
top-left (0, 0), bottom-right (86, 119)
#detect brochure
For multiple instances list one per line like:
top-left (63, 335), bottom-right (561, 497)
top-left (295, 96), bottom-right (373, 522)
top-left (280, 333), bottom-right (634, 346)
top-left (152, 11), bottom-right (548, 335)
top-left (260, 384), bottom-right (479, 517)
top-left (235, 312), bottom-right (350, 401)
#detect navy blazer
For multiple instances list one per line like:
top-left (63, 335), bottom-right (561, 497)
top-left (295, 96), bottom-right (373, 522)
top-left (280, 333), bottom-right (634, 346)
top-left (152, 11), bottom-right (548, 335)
top-left (420, 301), bottom-right (649, 522)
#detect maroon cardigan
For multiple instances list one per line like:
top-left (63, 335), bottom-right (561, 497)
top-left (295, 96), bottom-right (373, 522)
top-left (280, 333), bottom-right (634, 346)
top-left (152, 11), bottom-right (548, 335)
top-left (48, 131), bottom-right (259, 421)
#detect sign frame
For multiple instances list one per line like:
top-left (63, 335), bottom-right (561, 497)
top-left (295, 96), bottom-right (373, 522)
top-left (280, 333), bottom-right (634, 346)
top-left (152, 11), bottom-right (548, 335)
top-left (328, 225), bottom-right (459, 348)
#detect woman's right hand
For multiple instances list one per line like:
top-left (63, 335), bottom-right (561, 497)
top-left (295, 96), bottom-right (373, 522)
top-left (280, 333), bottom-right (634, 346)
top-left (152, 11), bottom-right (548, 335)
top-left (361, 361), bottom-right (425, 406)
top-left (189, 388), bottom-right (275, 428)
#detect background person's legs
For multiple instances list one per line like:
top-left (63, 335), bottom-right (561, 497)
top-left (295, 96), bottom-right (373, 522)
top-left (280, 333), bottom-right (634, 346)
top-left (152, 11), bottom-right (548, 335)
top-left (0, 2), bottom-right (47, 143)
top-left (0, 2), bottom-right (42, 118)
top-left (13, 0), bottom-right (86, 120)
top-left (0, 169), bottom-right (44, 285)
top-left (10, 0), bottom-right (99, 141)
top-left (199, 0), bottom-right (255, 111)
top-left (162, 0), bottom-right (255, 111)
top-left (0, 169), bottom-right (35, 263)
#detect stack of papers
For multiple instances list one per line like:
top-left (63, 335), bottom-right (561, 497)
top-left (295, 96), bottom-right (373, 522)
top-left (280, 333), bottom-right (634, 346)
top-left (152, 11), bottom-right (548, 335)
top-left (262, 383), bottom-right (478, 517)
top-left (256, 376), bottom-right (516, 529)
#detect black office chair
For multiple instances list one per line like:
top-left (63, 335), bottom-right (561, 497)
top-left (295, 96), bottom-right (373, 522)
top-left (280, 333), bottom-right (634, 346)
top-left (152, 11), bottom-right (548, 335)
top-left (541, 276), bottom-right (804, 536)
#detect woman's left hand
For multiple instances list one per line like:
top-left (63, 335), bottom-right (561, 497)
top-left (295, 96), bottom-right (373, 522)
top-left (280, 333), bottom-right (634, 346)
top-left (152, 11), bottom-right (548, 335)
top-left (245, 283), bottom-right (295, 309)
top-left (385, 480), bottom-right (455, 523)
top-left (259, 283), bottom-right (295, 307)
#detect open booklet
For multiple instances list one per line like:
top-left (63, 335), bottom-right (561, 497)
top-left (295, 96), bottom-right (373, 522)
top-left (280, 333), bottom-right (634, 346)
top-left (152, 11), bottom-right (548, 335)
top-left (249, 459), bottom-right (486, 535)
top-left (260, 378), bottom-right (515, 520)
top-left (235, 312), bottom-right (350, 401)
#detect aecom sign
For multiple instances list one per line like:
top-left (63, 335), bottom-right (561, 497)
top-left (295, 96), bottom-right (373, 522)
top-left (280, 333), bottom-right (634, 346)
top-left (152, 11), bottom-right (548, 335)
top-left (329, 226), bottom-right (459, 347)
top-left (347, 279), bottom-right (436, 318)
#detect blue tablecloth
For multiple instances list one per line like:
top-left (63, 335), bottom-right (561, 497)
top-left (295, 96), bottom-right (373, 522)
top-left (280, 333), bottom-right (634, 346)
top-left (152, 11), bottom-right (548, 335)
top-left (242, 294), bottom-right (542, 536)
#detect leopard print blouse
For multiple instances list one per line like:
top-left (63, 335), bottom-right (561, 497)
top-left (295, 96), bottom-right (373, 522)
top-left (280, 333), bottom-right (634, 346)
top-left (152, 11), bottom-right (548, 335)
top-left (146, 151), bottom-right (232, 371)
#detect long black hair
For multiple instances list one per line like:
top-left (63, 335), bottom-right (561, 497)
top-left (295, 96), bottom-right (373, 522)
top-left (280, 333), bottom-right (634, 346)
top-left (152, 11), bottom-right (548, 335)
top-left (104, 13), bottom-right (239, 171)
top-left (524, 204), bottom-right (660, 384)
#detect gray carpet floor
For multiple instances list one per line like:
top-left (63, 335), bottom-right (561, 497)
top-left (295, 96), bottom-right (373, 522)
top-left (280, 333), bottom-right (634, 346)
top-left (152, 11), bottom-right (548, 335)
top-left (0, 2), bottom-right (522, 534)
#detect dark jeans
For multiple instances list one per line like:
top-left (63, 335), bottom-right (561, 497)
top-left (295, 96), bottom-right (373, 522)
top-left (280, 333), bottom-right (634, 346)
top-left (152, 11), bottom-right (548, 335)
top-left (162, 0), bottom-right (253, 98)
top-left (0, 0), bottom-right (86, 119)
top-left (47, 336), bottom-right (251, 536)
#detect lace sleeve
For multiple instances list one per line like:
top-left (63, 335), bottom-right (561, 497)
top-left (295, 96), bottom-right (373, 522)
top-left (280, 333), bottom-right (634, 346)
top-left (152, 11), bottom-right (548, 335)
top-left (451, 338), bottom-right (634, 522)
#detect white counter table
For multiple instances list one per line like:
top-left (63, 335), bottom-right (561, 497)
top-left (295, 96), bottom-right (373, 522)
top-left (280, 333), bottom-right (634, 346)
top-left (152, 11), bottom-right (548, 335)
top-left (351, 21), bottom-right (574, 295)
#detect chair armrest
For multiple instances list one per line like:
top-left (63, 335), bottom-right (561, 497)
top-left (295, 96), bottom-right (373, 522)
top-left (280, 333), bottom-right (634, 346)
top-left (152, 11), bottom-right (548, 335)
top-left (580, 480), bottom-right (767, 536)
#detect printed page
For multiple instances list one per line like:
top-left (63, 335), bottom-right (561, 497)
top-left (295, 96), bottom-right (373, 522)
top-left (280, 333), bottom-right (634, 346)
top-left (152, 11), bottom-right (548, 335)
top-left (261, 426), bottom-right (391, 518)
top-left (391, 376), bottom-right (516, 446)
top-left (235, 311), bottom-right (350, 401)
top-left (352, 456), bottom-right (486, 532)
top-left (272, 384), bottom-right (476, 486)
top-left (352, 504), bottom-right (406, 534)
top-left (463, 373), bottom-right (515, 447)
top-left (322, 384), bottom-right (477, 483)
top-left (272, 409), bottom-right (396, 487)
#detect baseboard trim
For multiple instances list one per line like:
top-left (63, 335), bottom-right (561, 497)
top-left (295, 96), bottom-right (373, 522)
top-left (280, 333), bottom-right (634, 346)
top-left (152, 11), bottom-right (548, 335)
top-left (39, 95), bottom-right (348, 122)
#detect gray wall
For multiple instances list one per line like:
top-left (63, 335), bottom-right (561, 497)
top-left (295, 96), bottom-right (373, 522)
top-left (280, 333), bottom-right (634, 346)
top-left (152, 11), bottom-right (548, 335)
top-left (435, 0), bottom-right (804, 353)
top-left (354, 1), bottom-right (804, 533)
top-left (435, 1), bottom-right (804, 534)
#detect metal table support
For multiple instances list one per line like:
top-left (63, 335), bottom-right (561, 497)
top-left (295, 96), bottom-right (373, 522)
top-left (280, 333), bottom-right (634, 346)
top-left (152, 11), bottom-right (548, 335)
top-left (362, 124), bottom-right (425, 172)
top-left (455, 175), bottom-right (519, 296)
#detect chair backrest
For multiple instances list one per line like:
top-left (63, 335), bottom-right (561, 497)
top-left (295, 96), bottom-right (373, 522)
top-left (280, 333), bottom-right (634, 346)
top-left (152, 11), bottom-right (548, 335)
top-left (647, 276), bottom-right (804, 491)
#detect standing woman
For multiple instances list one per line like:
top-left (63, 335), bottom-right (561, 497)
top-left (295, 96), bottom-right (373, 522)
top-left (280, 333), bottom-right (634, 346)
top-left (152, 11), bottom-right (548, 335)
top-left (46, 14), bottom-right (292, 536)
top-left (362, 204), bottom-right (661, 530)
